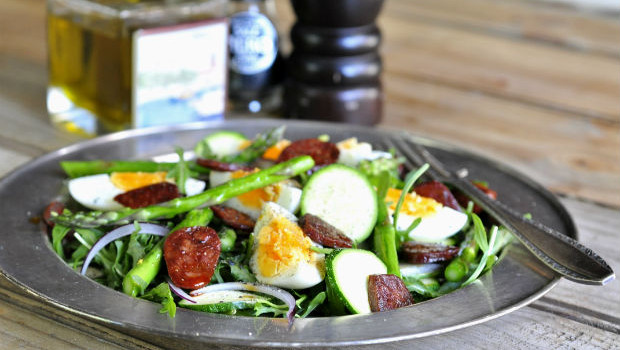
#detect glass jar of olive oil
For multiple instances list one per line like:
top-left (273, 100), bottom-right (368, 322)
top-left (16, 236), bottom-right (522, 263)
top-left (47, 0), bottom-right (228, 137)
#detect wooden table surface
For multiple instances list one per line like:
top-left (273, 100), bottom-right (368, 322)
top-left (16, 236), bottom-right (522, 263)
top-left (1, 0), bottom-right (619, 348)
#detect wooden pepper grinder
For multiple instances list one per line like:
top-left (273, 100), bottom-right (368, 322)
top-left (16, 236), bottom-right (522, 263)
top-left (284, 0), bottom-right (385, 125)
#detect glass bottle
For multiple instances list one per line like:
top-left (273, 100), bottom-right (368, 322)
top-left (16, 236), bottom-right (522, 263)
top-left (47, 0), bottom-right (228, 137)
top-left (227, 0), bottom-right (284, 116)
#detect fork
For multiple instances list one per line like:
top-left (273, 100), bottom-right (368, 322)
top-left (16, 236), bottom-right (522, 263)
top-left (383, 134), bottom-right (615, 286)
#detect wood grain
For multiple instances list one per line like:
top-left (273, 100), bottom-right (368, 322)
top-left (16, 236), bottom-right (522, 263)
top-left (380, 74), bottom-right (620, 207)
top-left (379, 14), bottom-right (620, 122)
top-left (0, 0), bottom-right (46, 63)
top-left (384, 0), bottom-right (620, 58)
top-left (0, 0), bottom-right (618, 348)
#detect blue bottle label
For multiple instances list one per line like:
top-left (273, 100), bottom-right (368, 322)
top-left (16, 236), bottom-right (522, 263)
top-left (229, 11), bottom-right (277, 75)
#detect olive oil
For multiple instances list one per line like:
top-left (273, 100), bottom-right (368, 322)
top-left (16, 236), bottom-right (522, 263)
top-left (47, 0), bottom-right (227, 136)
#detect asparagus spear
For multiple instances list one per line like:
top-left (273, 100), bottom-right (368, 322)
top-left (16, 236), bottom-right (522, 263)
top-left (224, 125), bottom-right (285, 164)
top-left (52, 155), bottom-right (315, 228)
top-left (61, 160), bottom-right (173, 178)
top-left (373, 171), bottom-right (401, 277)
top-left (60, 160), bottom-right (209, 178)
top-left (122, 208), bottom-right (214, 297)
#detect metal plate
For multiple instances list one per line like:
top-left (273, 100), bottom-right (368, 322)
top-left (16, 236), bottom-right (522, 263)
top-left (0, 119), bottom-right (575, 348)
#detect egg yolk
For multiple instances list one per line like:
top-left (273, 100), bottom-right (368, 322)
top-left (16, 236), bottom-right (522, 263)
top-left (110, 172), bottom-right (168, 191)
top-left (338, 137), bottom-right (359, 150)
top-left (262, 140), bottom-right (292, 161)
top-left (385, 188), bottom-right (442, 218)
top-left (256, 215), bottom-right (314, 277)
top-left (231, 170), bottom-right (281, 209)
top-left (238, 140), bottom-right (253, 150)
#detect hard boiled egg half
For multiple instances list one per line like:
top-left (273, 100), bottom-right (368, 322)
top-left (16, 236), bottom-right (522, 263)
top-left (209, 170), bottom-right (302, 219)
top-left (336, 138), bottom-right (392, 167)
top-left (250, 202), bottom-right (325, 289)
top-left (68, 172), bottom-right (206, 211)
top-left (386, 188), bottom-right (467, 243)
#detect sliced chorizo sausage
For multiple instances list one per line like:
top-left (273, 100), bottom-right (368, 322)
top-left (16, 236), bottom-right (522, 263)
top-left (43, 201), bottom-right (65, 228)
top-left (196, 158), bottom-right (254, 172)
top-left (276, 138), bottom-right (339, 166)
top-left (114, 182), bottom-right (180, 209)
top-left (299, 213), bottom-right (353, 248)
top-left (455, 181), bottom-right (498, 214)
top-left (164, 226), bottom-right (221, 289)
top-left (400, 241), bottom-right (460, 264)
top-left (211, 205), bottom-right (255, 233)
top-left (413, 181), bottom-right (460, 210)
top-left (368, 274), bottom-right (414, 312)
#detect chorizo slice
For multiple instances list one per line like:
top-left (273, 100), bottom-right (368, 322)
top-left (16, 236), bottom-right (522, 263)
top-left (164, 226), bottom-right (221, 289)
top-left (455, 181), bottom-right (498, 214)
top-left (211, 205), bottom-right (255, 233)
top-left (299, 213), bottom-right (353, 248)
top-left (413, 181), bottom-right (460, 210)
top-left (368, 274), bottom-right (414, 312)
top-left (196, 158), bottom-right (254, 172)
top-left (114, 182), bottom-right (180, 209)
top-left (400, 241), bottom-right (460, 264)
top-left (276, 138), bottom-right (339, 166)
top-left (43, 201), bottom-right (65, 228)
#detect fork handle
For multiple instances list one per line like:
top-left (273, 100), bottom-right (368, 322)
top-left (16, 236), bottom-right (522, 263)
top-left (452, 178), bottom-right (614, 285)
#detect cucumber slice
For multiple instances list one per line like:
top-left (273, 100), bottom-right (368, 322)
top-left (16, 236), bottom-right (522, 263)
top-left (194, 131), bottom-right (248, 159)
top-left (325, 249), bottom-right (387, 314)
top-left (179, 290), bottom-right (266, 314)
top-left (301, 164), bottom-right (377, 243)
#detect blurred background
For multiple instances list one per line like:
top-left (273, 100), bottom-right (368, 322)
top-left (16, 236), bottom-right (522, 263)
top-left (1, 0), bottom-right (618, 206)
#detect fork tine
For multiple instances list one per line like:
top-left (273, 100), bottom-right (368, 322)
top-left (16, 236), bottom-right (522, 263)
top-left (386, 135), bottom-right (443, 181)
top-left (403, 138), bottom-right (453, 179)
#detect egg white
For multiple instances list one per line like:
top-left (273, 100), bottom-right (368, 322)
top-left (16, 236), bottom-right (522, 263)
top-left (250, 202), bottom-right (325, 290)
top-left (68, 174), bottom-right (125, 211)
top-left (68, 174), bottom-right (205, 211)
top-left (183, 178), bottom-right (207, 197)
top-left (336, 137), bottom-right (392, 167)
top-left (391, 205), bottom-right (467, 243)
top-left (209, 171), bottom-right (302, 219)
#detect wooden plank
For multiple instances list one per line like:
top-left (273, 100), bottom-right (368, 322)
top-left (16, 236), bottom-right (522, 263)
top-left (540, 199), bottom-right (620, 320)
top-left (0, 148), bottom-right (30, 177)
top-left (378, 10), bottom-right (620, 122)
top-left (0, 90), bottom-right (82, 154)
top-left (0, 279), bottom-right (162, 350)
top-left (0, 0), bottom-right (46, 63)
top-left (0, 57), bottom-right (83, 154)
top-left (406, 307), bottom-right (620, 349)
top-left (0, 302), bottom-right (126, 350)
top-left (383, 0), bottom-right (620, 57)
top-left (380, 73), bottom-right (620, 207)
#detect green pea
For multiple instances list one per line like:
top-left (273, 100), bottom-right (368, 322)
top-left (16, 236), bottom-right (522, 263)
top-left (461, 246), bottom-right (477, 262)
top-left (219, 228), bottom-right (237, 252)
top-left (445, 258), bottom-right (469, 282)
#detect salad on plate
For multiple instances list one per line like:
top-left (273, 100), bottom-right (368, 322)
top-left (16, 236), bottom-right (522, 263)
top-left (45, 126), bottom-right (513, 324)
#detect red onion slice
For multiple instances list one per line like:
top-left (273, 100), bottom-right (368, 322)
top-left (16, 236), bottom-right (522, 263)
top-left (191, 282), bottom-right (297, 326)
top-left (80, 223), bottom-right (169, 275)
top-left (167, 278), bottom-right (197, 304)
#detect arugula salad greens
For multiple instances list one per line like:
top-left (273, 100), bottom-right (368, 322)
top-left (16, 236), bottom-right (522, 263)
top-left (46, 127), bottom-right (513, 322)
